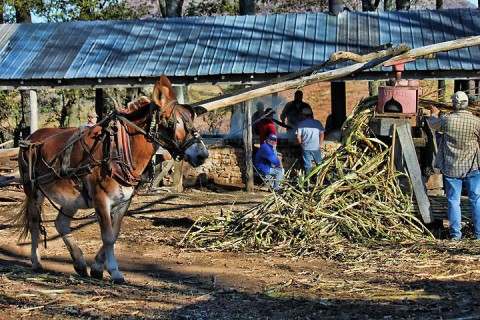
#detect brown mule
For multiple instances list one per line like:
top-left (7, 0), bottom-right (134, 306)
top-left (14, 75), bottom-right (208, 283)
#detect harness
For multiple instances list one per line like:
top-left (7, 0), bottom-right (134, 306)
top-left (19, 98), bottom-right (202, 193)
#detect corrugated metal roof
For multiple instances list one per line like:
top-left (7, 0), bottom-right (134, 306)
top-left (0, 8), bottom-right (478, 89)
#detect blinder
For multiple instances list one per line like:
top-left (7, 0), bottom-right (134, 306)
top-left (147, 100), bottom-right (203, 161)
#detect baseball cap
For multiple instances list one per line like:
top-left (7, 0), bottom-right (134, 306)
top-left (267, 134), bottom-right (277, 142)
top-left (451, 91), bottom-right (469, 108)
top-left (264, 108), bottom-right (275, 115)
top-left (301, 108), bottom-right (313, 115)
top-left (87, 110), bottom-right (98, 118)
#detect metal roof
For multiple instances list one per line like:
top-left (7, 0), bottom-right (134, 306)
top-left (0, 8), bottom-right (479, 89)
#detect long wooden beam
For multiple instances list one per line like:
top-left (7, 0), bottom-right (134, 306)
top-left (194, 36), bottom-right (480, 113)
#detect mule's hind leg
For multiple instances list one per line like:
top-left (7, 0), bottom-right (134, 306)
top-left (26, 194), bottom-right (45, 272)
top-left (55, 208), bottom-right (89, 277)
top-left (91, 200), bottom-right (131, 283)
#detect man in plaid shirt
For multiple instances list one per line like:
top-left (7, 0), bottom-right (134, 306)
top-left (429, 91), bottom-right (480, 240)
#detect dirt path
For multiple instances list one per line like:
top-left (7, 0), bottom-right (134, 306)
top-left (1, 186), bottom-right (480, 319)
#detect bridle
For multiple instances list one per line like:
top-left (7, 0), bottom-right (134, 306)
top-left (116, 99), bottom-right (203, 161)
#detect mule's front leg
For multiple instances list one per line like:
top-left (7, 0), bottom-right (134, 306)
top-left (91, 200), bottom-right (131, 283)
top-left (55, 208), bottom-right (88, 277)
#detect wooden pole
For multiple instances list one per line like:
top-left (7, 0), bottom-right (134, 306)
top-left (194, 36), bottom-right (480, 113)
top-left (330, 82), bottom-right (346, 130)
top-left (95, 89), bottom-right (104, 120)
top-left (244, 100), bottom-right (254, 192)
top-left (172, 85), bottom-right (187, 192)
top-left (29, 90), bottom-right (38, 133)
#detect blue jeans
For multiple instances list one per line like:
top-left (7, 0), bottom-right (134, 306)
top-left (302, 149), bottom-right (322, 173)
top-left (265, 167), bottom-right (285, 191)
top-left (444, 170), bottom-right (480, 239)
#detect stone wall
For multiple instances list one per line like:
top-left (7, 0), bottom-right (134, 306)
top-left (182, 134), bottom-right (342, 188)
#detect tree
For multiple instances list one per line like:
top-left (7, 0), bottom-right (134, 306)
top-left (362, 0), bottom-right (380, 11)
top-left (384, 0), bottom-right (395, 10)
top-left (15, 0), bottom-right (32, 22)
top-left (396, 0), bottom-right (410, 10)
top-left (158, 0), bottom-right (184, 18)
top-left (0, 0), bottom-right (3, 24)
top-left (185, 0), bottom-right (237, 16)
top-left (239, 0), bottom-right (255, 14)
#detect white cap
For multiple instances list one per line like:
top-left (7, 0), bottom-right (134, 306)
top-left (451, 91), bottom-right (469, 108)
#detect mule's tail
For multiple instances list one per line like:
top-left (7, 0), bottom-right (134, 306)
top-left (7, 199), bottom-right (31, 241)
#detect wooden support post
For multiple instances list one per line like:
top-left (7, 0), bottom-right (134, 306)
top-left (153, 158), bottom-right (174, 187)
top-left (330, 81), bottom-right (346, 130)
top-left (438, 80), bottom-right (446, 102)
top-left (173, 160), bottom-right (184, 193)
top-left (244, 100), bottom-right (254, 192)
top-left (396, 124), bottom-right (434, 223)
top-left (29, 90), bottom-right (38, 134)
top-left (95, 88), bottom-right (104, 120)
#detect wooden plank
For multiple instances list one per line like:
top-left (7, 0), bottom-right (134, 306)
top-left (396, 124), bottom-right (434, 223)
top-left (194, 36), bottom-right (480, 112)
top-left (173, 160), bottom-right (184, 193)
top-left (152, 159), bottom-right (174, 187)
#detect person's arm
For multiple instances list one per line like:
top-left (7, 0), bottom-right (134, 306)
top-left (319, 131), bottom-right (324, 150)
top-left (265, 146), bottom-right (281, 168)
top-left (297, 134), bottom-right (302, 145)
top-left (296, 127), bottom-right (302, 145)
top-left (280, 103), bottom-right (290, 123)
top-left (427, 105), bottom-right (443, 131)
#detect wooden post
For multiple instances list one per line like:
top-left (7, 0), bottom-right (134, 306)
top-left (173, 160), bottom-right (184, 193)
top-left (438, 80), bottom-right (446, 102)
top-left (172, 85), bottom-right (188, 193)
top-left (95, 89), bottom-right (104, 120)
top-left (396, 123), bottom-right (434, 224)
top-left (330, 82), bottom-right (346, 130)
top-left (29, 90), bottom-right (38, 133)
top-left (244, 100), bottom-right (254, 192)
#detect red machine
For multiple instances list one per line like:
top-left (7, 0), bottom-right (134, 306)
top-left (370, 58), bottom-right (442, 224)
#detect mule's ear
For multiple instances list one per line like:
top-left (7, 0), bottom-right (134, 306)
top-left (153, 75), bottom-right (177, 106)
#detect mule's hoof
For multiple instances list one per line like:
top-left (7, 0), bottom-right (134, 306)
top-left (74, 265), bottom-right (89, 278)
top-left (90, 269), bottom-right (104, 280)
top-left (111, 277), bottom-right (126, 284)
top-left (32, 264), bottom-right (45, 273)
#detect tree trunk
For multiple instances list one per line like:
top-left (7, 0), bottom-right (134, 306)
top-left (0, 0), bottom-right (4, 24)
top-left (240, 0), bottom-right (255, 15)
top-left (160, 0), bottom-right (184, 18)
top-left (194, 36), bottom-right (480, 113)
top-left (396, 0), bottom-right (410, 10)
top-left (362, 0), bottom-right (380, 11)
top-left (436, 0), bottom-right (443, 9)
top-left (15, 1), bottom-right (32, 23)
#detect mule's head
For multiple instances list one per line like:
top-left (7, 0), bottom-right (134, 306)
top-left (151, 75), bottom-right (209, 167)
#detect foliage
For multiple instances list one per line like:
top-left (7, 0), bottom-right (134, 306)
top-left (1, 0), bottom-right (150, 23)
top-left (0, 90), bottom-right (21, 142)
top-left (182, 96), bottom-right (433, 256)
top-left (185, 0), bottom-right (238, 16)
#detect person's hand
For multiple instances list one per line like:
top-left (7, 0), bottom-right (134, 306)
top-left (429, 105), bottom-right (439, 115)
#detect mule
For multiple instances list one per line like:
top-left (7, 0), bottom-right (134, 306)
top-left (14, 75), bottom-right (208, 283)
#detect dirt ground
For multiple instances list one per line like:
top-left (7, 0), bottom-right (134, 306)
top-left (1, 184), bottom-right (480, 320)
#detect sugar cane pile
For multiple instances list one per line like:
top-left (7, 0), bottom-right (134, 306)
top-left (181, 96), bottom-right (434, 256)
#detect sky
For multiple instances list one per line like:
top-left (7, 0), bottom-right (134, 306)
top-left (467, 0), bottom-right (477, 5)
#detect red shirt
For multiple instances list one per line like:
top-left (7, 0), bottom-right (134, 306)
top-left (257, 118), bottom-right (277, 144)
